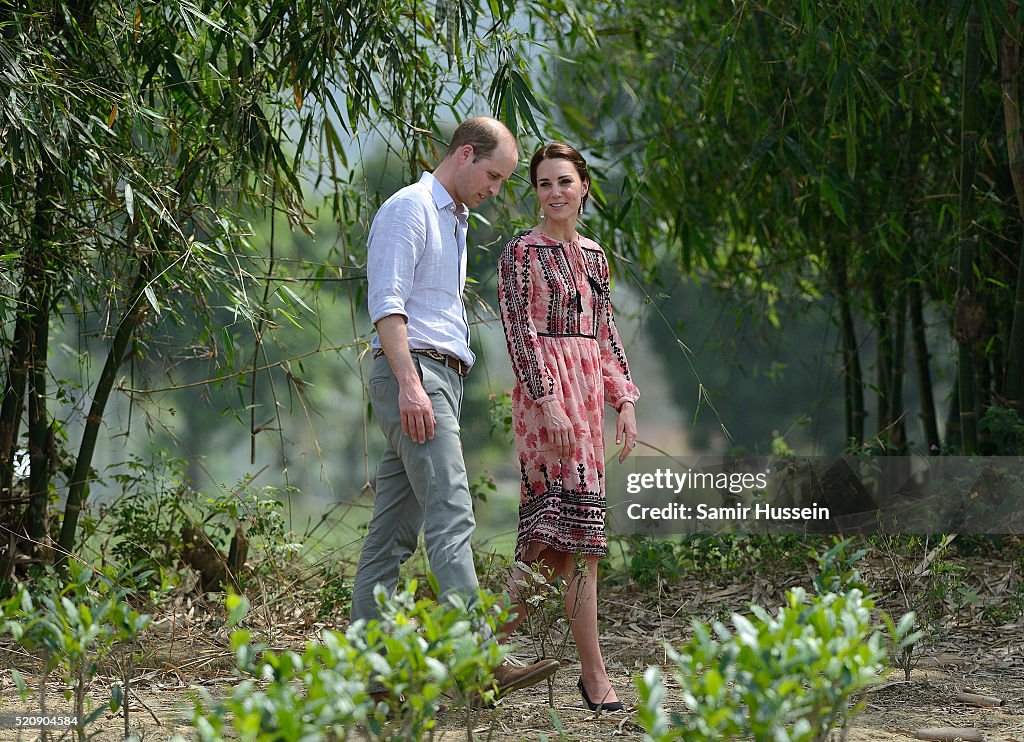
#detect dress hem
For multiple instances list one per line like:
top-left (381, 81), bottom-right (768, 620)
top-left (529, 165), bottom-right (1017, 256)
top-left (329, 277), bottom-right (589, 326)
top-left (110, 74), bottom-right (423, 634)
top-left (515, 537), bottom-right (608, 564)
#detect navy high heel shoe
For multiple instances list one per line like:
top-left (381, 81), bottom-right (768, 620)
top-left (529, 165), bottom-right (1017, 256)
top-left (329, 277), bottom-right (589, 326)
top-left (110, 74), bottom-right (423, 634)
top-left (578, 677), bottom-right (624, 712)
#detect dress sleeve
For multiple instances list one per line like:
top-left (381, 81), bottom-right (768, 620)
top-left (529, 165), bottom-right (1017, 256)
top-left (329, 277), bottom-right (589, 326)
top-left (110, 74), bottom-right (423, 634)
top-left (498, 236), bottom-right (557, 404)
top-left (595, 252), bottom-right (640, 410)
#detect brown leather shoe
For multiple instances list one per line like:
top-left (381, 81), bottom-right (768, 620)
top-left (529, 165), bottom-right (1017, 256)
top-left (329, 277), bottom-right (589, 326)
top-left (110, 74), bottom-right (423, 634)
top-left (492, 657), bottom-right (561, 697)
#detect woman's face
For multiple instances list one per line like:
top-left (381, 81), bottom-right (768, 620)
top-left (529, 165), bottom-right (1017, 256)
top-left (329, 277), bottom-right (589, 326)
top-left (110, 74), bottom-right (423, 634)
top-left (535, 157), bottom-right (589, 226)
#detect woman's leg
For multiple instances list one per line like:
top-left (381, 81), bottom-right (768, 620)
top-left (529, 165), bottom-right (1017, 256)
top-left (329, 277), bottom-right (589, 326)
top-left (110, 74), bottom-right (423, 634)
top-left (501, 549), bottom-right (619, 703)
top-left (564, 556), bottom-right (619, 704)
top-left (499, 547), bottom-right (569, 640)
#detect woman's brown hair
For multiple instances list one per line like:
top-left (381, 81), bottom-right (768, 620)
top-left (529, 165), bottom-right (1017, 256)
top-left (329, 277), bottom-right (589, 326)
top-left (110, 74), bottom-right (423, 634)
top-left (529, 142), bottom-right (591, 213)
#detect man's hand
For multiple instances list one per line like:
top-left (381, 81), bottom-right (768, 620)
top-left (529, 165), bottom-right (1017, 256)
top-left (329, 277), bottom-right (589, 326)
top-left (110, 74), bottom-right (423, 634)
top-left (375, 314), bottom-right (435, 444)
top-left (399, 379), bottom-right (435, 443)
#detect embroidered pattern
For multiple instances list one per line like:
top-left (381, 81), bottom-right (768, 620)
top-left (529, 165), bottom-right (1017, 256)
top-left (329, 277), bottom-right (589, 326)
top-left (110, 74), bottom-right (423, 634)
top-left (498, 230), bottom-right (640, 559)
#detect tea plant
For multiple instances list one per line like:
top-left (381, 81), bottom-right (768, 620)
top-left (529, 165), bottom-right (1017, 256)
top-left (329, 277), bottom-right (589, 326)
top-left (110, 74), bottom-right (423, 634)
top-left (811, 537), bottom-right (869, 595)
top-left (635, 586), bottom-right (917, 741)
top-left (187, 581), bottom-right (511, 742)
top-left (507, 559), bottom-right (576, 663)
top-left (872, 534), bottom-right (977, 679)
top-left (0, 561), bottom-right (152, 742)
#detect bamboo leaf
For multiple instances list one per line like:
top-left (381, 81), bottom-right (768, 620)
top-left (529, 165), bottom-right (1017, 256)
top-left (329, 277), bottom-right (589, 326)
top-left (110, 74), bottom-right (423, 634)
top-left (981, 0), bottom-right (1019, 44)
top-left (124, 183), bottom-right (134, 223)
top-left (180, 1), bottom-right (226, 32)
top-left (279, 285), bottom-right (313, 314)
top-left (845, 86), bottom-right (858, 179)
top-left (511, 71), bottom-right (544, 141)
top-left (820, 177), bottom-right (847, 224)
top-left (143, 285), bottom-right (161, 315)
top-left (705, 39), bottom-right (732, 111)
top-left (825, 63), bottom-right (848, 122)
top-left (740, 130), bottom-right (778, 172)
top-left (979, 2), bottom-right (999, 63)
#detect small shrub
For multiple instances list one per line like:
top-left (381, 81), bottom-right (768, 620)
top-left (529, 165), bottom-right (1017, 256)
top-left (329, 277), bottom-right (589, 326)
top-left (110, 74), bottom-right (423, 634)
top-left (507, 559), bottom-right (577, 666)
top-left (811, 537), bottom-right (869, 595)
top-left (314, 562), bottom-right (353, 622)
top-left (0, 562), bottom-right (152, 742)
top-left (629, 537), bottom-right (685, 588)
top-left (635, 586), bottom-right (917, 741)
top-left (187, 581), bottom-right (511, 742)
top-left (979, 405), bottom-right (1024, 454)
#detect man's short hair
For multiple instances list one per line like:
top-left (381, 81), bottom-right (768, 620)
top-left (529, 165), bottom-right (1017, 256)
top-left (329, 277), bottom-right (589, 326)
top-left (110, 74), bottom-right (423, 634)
top-left (446, 116), bottom-right (513, 162)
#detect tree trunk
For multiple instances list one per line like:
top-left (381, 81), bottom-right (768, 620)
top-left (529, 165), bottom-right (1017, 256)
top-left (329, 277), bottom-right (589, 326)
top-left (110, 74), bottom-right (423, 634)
top-left (1007, 237), bottom-right (1024, 412)
top-left (831, 244), bottom-right (865, 447)
top-left (945, 376), bottom-right (962, 450)
top-left (0, 287), bottom-right (32, 584)
top-left (26, 264), bottom-right (51, 546)
top-left (955, 0), bottom-right (983, 454)
top-left (888, 289), bottom-right (908, 453)
top-left (25, 169), bottom-right (56, 553)
top-left (909, 280), bottom-right (941, 453)
top-left (0, 303), bottom-right (31, 498)
top-left (56, 255), bottom-right (152, 568)
top-left (872, 282), bottom-right (893, 443)
top-left (1001, 3), bottom-right (1024, 412)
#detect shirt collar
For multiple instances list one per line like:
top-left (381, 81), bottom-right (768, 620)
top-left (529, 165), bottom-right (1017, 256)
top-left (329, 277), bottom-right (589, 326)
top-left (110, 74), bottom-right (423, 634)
top-left (420, 172), bottom-right (469, 222)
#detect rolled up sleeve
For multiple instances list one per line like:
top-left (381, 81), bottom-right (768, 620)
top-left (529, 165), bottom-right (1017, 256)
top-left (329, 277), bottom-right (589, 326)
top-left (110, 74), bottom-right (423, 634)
top-left (367, 198), bottom-right (426, 324)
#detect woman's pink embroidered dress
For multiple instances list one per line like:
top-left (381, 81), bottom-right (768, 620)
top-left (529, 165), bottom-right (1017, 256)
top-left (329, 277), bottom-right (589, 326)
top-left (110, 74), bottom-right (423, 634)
top-left (498, 230), bottom-right (640, 562)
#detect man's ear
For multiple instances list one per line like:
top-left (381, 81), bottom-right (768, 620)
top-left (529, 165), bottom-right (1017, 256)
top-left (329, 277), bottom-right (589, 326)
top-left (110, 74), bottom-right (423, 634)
top-left (458, 144), bottom-right (475, 164)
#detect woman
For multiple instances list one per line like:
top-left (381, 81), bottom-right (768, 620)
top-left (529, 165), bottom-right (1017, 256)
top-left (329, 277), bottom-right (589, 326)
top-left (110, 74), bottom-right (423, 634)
top-left (497, 142), bottom-right (639, 712)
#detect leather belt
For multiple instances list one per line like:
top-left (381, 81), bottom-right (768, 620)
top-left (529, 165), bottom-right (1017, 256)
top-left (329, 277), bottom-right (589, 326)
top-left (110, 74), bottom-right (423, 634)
top-left (373, 347), bottom-right (469, 378)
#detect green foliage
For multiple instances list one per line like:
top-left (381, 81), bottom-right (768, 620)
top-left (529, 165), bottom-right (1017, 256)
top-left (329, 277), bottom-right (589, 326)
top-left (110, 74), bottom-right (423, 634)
top-left (187, 582), bottom-right (510, 742)
top-left (633, 539), bottom-right (918, 740)
top-left (314, 562), bottom-right (354, 623)
top-left (2, 0), bottom-right (573, 570)
top-left (605, 535), bottom-right (828, 589)
top-left (979, 405), bottom-right (1024, 454)
top-left (101, 451), bottom-right (301, 592)
top-left (528, 0), bottom-right (1024, 454)
top-left (507, 559), bottom-right (576, 666)
top-left (811, 537), bottom-right (869, 595)
top-left (635, 586), bottom-right (916, 742)
top-left (623, 537), bottom-right (687, 589)
top-left (104, 451), bottom-right (193, 586)
top-left (0, 561), bottom-right (151, 742)
top-left (488, 390), bottom-right (514, 443)
top-left (469, 471), bottom-right (497, 505)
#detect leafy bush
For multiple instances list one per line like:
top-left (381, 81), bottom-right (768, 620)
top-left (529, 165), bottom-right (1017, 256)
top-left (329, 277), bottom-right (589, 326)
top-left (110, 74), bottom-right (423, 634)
top-left (635, 586), bottom-right (916, 741)
top-left (979, 405), bottom-right (1024, 454)
top-left (0, 562), bottom-right (152, 742)
top-left (103, 451), bottom-right (300, 593)
top-left (186, 581), bottom-right (511, 742)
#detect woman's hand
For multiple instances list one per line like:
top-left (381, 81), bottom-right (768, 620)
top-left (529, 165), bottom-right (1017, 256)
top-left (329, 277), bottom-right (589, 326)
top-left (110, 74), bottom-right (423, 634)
top-left (615, 402), bottom-right (638, 463)
top-left (541, 400), bottom-right (575, 459)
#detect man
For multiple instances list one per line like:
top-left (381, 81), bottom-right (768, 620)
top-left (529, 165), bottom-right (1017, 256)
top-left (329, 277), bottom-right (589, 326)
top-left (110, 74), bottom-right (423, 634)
top-left (352, 116), bottom-right (560, 697)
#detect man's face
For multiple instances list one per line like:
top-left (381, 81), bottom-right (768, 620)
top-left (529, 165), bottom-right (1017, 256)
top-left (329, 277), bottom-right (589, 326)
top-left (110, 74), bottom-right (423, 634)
top-left (453, 140), bottom-right (519, 209)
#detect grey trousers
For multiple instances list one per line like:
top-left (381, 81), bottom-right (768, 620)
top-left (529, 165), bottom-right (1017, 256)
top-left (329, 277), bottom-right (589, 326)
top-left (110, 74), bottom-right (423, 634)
top-left (349, 354), bottom-right (480, 625)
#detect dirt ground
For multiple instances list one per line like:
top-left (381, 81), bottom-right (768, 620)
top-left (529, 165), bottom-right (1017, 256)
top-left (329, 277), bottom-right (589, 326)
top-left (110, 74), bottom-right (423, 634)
top-left (2, 551), bottom-right (1023, 742)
